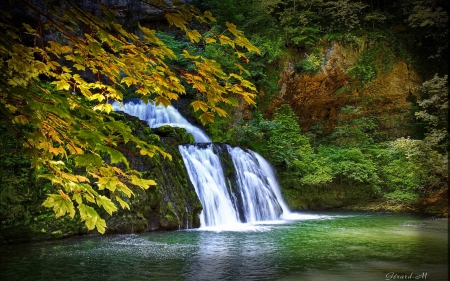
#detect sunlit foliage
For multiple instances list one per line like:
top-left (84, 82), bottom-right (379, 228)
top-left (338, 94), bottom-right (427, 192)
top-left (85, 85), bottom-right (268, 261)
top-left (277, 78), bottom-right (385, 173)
top-left (0, 0), bottom-right (259, 233)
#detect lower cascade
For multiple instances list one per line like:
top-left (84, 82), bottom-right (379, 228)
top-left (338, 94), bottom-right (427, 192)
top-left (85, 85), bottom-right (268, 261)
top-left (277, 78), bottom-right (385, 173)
top-left (114, 100), bottom-right (291, 230)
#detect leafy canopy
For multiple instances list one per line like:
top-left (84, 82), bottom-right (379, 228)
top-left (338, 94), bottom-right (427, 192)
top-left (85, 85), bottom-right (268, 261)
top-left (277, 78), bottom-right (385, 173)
top-left (0, 0), bottom-right (259, 233)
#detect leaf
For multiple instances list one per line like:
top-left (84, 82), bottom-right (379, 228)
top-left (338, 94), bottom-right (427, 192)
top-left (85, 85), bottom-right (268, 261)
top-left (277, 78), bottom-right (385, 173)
top-left (115, 196), bottom-right (130, 210)
top-left (52, 80), bottom-right (71, 91)
top-left (226, 22), bottom-right (242, 37)
top-left (96, 145), bottom-right (128, 166)
top-left (92, 103), bottom-right (114, 114)
top-left (121, 76), bottom-right (139, 87)
top-left (74, 64), bottom-right (86, 71)
top-left (42, 194), bottom-right (76, 218)
top-left (225, 97), bottom-right (239, 107)
top-left (73, 192), bottom-right (83, 204)
top-left (203, 11), bottom-right (216, 22)
top-left (199, 111), bottom-right (215, 125)
top-left (78, 204), bottom-right (107, 234)
top-left (218, 35), bottom-right (235, 48)
top-left (213, 106), bottom-right (228, 117)
top-left (94, 217), bottom-right (107, 234)
top-left (166, 12), bottom-right (187, 31)
top-left (155, 96), bottom-right (171, 107)
top-left (191, 100), bottom-right (208, 112)
top-left (73, 154), bottom-right (103, 167)
top-left (89, 94), bottom-right (105, 102)
top-left (205, 37), bottom-right (216, 44)
top-left (130, 175), bottom-right (157, 189)
top-left (12, 115), bottom-right (28, 125)
top-left (96, 195), bottom-right (118, 215)
top-left (186, 30), bottom-right (202, 43)
top-left (97, 176), bottom-right (120, 192)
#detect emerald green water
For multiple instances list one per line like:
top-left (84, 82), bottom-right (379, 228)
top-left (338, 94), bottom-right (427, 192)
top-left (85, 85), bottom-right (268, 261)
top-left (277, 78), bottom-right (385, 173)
top-left (1, 212), bottom-right (447, 281)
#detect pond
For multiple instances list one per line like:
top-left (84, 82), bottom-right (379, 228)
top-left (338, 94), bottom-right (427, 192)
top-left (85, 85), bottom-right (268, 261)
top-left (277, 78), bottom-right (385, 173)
top-left (1, 212), bottom-right (447, 281)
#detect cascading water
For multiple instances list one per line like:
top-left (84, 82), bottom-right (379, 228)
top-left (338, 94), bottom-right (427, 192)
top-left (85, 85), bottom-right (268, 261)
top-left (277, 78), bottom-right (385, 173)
top-left (112, 99), bottom-right (211, 143)
top-left (113, 100), bottom-right (291, 230)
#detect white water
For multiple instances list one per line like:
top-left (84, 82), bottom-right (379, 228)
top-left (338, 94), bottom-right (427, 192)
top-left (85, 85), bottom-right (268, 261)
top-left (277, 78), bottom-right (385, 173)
top-left (112, 100), bottom-right (211, 143)
top-left (113, 99), bottom-right (294, 230)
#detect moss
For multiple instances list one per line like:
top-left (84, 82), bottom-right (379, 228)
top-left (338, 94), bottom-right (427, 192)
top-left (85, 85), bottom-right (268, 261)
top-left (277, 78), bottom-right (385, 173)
top-left (103, 113), bottom-right (201, 233)
top-left (1, 111), bottom-right (202, 243)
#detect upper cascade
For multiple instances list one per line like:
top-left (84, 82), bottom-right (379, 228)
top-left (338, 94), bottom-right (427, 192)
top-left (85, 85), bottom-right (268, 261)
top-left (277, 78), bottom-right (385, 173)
top-left (112, 100), bottom-right (211, 143)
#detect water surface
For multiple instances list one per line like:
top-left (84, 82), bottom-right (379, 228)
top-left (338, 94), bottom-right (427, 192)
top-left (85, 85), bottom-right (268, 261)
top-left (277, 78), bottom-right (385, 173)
top-left (1, 212), bottom-right (447, 281)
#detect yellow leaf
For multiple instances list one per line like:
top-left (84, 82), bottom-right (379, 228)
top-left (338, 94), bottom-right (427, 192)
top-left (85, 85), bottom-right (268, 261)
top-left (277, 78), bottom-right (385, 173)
top-left (181, 49), bottom-right (200, 60)
top-left (213, 106), bottom-right (228, 117)
top-left (187, 30), bottom-right (202, 43)
top-left (121, 76), bottom-right (139, 87)
top-left (166, 12), bottom-right (187, 31)
top-left (96, 195), bottom-right (118, 215)
top-left (52, 80), bottom-right (71, 91)
top-left (191, 100), bottom-right (208, 112)
top-left (205, 37), bottom-right (216, 44)
top-left (23, 23), bottom-right (35, 33)
top-left (203, 11), bottom-right (216, 22)
top-left (12, 115), bottom-right (28, 125)
top-left (61, 172), bottom-right (79, 182)
top-left (89, 93), bottom-right (105, 102)
top-left (218, 35), bottom-right (235, 48)
top-left (74, 64), bottom-right (86, 71)
top-left (226, 22), bottom-right (242, 37)
top-left (43, 194), bottom-right (75, 218)
top-left (136, 87), bottom-right (150, 95)
top-left (199, 111), bottom-right (215, 125)
top-left (155, 96), bottom-right (171, 107)
top-left (130, 176), bottom-right (157, 189)
top-left (5, 104), bottom-right (17, 113)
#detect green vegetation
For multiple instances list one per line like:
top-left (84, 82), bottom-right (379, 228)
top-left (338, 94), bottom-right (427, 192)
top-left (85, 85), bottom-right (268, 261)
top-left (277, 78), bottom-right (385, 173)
top-left (0, 0), bottom-right (259, 234)
top-left (199, 0), bottom-right (447, 215)
top-left (1, 0), bottom-right (448, 242)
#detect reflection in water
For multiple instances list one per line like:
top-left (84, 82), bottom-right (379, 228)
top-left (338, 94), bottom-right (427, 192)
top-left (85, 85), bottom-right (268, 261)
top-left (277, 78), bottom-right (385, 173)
top-left (0, 213), bottom-right (447, 281)
top-left (184, 231), bottom-right (279, 281)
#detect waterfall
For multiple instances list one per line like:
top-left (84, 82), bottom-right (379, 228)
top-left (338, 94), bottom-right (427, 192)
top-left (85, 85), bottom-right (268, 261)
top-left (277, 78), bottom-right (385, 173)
top-left (112, 100), bottom-right (211, 143)
top-left (113, 100), bottom-right (291, 230)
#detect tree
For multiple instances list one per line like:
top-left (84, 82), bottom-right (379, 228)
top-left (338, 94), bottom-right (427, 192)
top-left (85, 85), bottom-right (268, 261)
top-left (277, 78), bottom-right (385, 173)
top-left (415, 74), bottom-right (448, 151)
top-left (0, 0), bottom-right (259, 233)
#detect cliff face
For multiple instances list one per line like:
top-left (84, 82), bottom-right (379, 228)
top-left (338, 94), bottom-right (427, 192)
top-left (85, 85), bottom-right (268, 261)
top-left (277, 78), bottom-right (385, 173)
top-left (73, 0), bottom-right (191, 28)
top-left (266, 42), bottom-right (421, 137)
top-left (104, 112), bottom-right (201, 234)
top-left (0, 113), bottom-right (201, 243)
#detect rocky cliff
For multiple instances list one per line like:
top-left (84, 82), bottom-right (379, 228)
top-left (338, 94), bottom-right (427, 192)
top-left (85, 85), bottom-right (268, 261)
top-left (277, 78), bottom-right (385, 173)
top-left (0, 112), bottom-right (201, 243)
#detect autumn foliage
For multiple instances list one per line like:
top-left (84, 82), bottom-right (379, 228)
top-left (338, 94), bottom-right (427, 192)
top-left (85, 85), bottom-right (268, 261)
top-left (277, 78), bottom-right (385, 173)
top-left (0, 0), bottom-right (259, 233)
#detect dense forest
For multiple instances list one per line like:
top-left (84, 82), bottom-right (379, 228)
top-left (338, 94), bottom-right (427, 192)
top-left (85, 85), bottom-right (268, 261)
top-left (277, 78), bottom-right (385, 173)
top-left (0, 0), bottom-right (448, 242)
top-left (192, 0), bottom-right (449, 214)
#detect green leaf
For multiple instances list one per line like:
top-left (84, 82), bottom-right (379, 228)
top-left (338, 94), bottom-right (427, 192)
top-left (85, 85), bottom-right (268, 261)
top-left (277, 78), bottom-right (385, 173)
top-left (115, 196), bottom-right (130, 210)
top-left (225, 97), bottom-right (239, 107)
top-left (97, 176), bottom-right (120, 192)
top-left (130, 176), bottom-right (157, 189)
top-left (96, 145), bottom-right (129, 167)
top-left (43, 194), bottom-right (76, 218)
top-left (72, 154), bottom-right (103, 167)
top-left (78, 204), bottom-right (107, 234)
top-left (96, 195), bottom-right (118, 215)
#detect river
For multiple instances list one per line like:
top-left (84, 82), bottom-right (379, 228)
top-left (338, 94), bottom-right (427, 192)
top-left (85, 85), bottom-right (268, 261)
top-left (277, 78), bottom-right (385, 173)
top-left (1, 212), bottom-right (447, 281)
